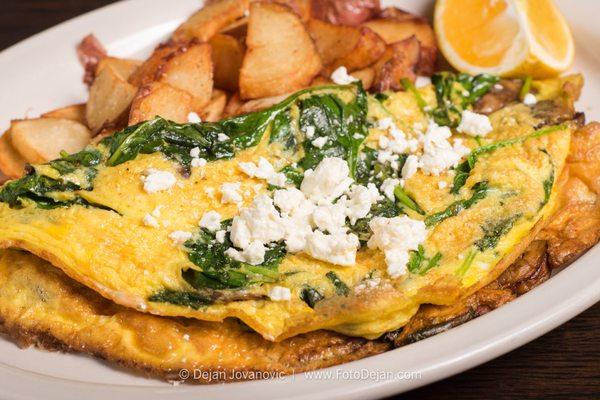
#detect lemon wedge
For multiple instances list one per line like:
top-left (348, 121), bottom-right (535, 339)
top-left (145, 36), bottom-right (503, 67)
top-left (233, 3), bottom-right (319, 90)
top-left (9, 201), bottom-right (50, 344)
top-left (434, 0), bottom-right (574, 78)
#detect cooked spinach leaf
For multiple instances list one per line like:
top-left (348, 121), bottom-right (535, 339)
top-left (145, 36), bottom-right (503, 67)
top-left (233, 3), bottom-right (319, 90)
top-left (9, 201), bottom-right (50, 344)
top-left (394, 185), bottom-right (425, 215)
top-left (183, 222), bottom-right (286, 290)
top-left (300, 286), bottom-right (325, 308)
top-left (148, 289), bottom-right (212, 309)
top-left (326, 271), bottom-right (350, 296)
top-left (430, 72), bottom-right (499, 127)
top-left (474, 214), bottom-right (522, 251)
top-left (456, 250), bottom-right (477, 277)
top-left (425, 181), bottom-right (489, 227)
top-left (407, 246), bottom-right (443, 275)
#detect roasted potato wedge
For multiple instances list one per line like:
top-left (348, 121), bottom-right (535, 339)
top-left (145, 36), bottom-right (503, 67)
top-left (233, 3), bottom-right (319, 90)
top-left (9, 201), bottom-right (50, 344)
top-left (96, 57), bottom-right (141, 81)
top-left (210, 34), bottom-right (245, 92)
top-left (129, 82), bottom-right (194, 125)
top-left (201, 89), bottom-right (228, 122)
top-left (372, 36), bottom-right (420, 92)
top-left (325, 27), bottom-right (386, 74)
top-left (42, 104), bottom-right (87, 125)
top-left (268, 0), bottom-right (312, 22)
top-left (363, 17), bottom-right (436, 75)
top-left (240, 2), bottom-right (322, 99)
top-left (351, 67), bottom-right (375, 90)
top-left (224, 92), bottom-right (244, 117)
top-left (311, 0), bottom-right (380, 26)
top-left (155, 42), bottom-right (214, 109)
top-left (220, 17), bottom-right (248, 40)
top-left (128, 44), bottom-right (175, 88)
top-left (87, 64), bottom-right (138, 133)
top-left (10, 119), bottom-right (91, 164)
top-left (308, 19), bottom-right (362, 66)
top-left (0, 131), bottom-right (26, 179)
top-left (173, 0), bottom-right (250, 42)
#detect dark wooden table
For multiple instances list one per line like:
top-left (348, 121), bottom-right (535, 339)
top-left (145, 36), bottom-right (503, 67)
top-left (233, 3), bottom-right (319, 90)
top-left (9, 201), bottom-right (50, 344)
top-left (1, 1), bottom-right (598, 399)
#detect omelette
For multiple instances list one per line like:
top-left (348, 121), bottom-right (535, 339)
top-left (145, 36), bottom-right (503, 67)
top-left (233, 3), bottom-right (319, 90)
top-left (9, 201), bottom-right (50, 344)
top-left (0, 73), bottom-right (583, 342)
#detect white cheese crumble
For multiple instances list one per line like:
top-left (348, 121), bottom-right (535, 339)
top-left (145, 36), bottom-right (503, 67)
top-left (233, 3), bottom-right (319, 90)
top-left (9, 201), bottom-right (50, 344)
top-left (305, 126), bottom-right (315, 139)
top-left (330, 66), bottom-right (359, 85)
top-left (419, 121), bottom-right (470, 175)
top-left (345, 184), bottom-right (381, 224)
top-left (215, 230), bottom-right (226, 243)
top-left (438, 181), bottom-right (448, 189)
top-left (230, 195), bottom-right (286, 250)
top-left (268, 286), bottom-right (291, 301)
top-left (305, 230), bottom-right (359, 266)
top-left (182, 333), bottom-right (190, 341)
top-left (380, 178), bottom-right (400, 201)
top-left (457, 110), bottom-right (493, 137)
top-left (191, 157), bottom-right (207, 168)
top-left (300, 157), bottom-right (353, 203)
top-left (187, 112), bottom-right (201, 123)
top-left (401, 155), bottom-right (419, 180)
top-left (141, 169), bottom-right (176, 194)
top-left (367, 216), bottom-right (427, 278)
top-left (225, 241), bottom-right (266, 265)
top-left (217, 133), bottom-right (229, 142)
top-left (220, 182), bottom-right (242, 204)
top-left (143, 214), bottom-right (159, 228)
top-left (523, 93), bottom-right (537, 106)
top-left (151, 205), bottom-right (162, 218)
top-left (238, 157), bottom-right (286, 187)
top-left (415, 76), bottom-right (432, 88)
top-left (199, 211), bottom-right (221, 231)
top-left (311, 136), bottom-right (328, 148)
top-left (169, 230), bottom-right (192, 245)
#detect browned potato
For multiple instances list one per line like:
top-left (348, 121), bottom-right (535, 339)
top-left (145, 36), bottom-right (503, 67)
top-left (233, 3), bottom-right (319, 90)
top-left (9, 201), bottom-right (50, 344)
top-left (237, 92), bottom-right (292, 114)
top-left (155, 42), bottom-right (214, 109)
top-left (129, 82), bottom-right (194, 125)
top-left (0, 131), bottom-right (26, 179)
top-left (210, 34), bottom-right (245, 92)
top-left (372, 36), bottom-right (420, 92)
top-left (173, 0), bottom-right (250, 42)
top-left (128, 44), bottom-right (175, 87)
top-left (10, 119), bottom-right (92, 164)
top-left (201, 90), bottom-right (228, 122)
top-left (220, 17), bottom-right (248, 40)
top-left (311, 0), bottom-right (380, 26)
top-left (268, 0), bottom-right (311, 22)
top-left (42, 104), bottom-right (87, 125)
top-left (308, 19), bottom-right (361, 66)
top-left (378, 7), bottom-right (419, 22)
top-left (96, 57), bottom-right (141, 81)
top-left (87, 64), bottom-right (138, 133)
top-left (325, 27), bottom-right (386, 74)
top-left (240, 2), bottom-right (322, 99)
top-left (363, 17), bottom-right (437, 75)
top-left (224, 92), bottom-right (244, 117)
top-left (351, 67), bottom-right (375, 90)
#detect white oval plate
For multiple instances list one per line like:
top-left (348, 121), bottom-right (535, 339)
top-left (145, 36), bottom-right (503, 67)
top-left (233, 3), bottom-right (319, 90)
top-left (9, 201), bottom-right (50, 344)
top-left (0, 1), bottom-right (598, 399)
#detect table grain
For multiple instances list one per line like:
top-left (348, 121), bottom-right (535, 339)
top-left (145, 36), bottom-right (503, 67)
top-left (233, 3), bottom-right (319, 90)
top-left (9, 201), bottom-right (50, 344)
top-left (0, 1), bottom-right (598, 399)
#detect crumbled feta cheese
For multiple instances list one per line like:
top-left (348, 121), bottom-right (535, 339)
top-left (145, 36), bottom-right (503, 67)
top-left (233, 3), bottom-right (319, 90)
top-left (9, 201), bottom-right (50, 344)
top-left (380, 178), bottom-right (400, 201)
top-left (141, 169), bottom-right (176, 194)
top-left (199, 210), bottom-right (221, 231)
top-left (187, 112), bottom-right (201, 123)
top-left (169, 230), bottom-right (192, 245)
top-left (191, 157), bottom-right (207, 168)
top-left (300, 157), bottom-right (353, 203)
top-left (419, 121), bottom-right (470, 175)
top-left (190, 147), bottom-right (200, 158)
top-left (230, 195), bottom-right (286, 249)
top-left (457, 110), bottom-right (493, 137)
top-left (220, 182), bottom-right (242, 204)
top-left (345, 184), bottom-right (381, 224)
top-left (493, 83), bottom-right (503, 90)
top-left (375, 117), bottom-right (419, 154)
top-left (311, 137), bottom-right (328, 148)
top-left (215, 230), bottom-right (226, 243)
top-left (379, 135), bottom-right (390, 149)
top-left (438, 181), bottom-right (448, 189)
top-left (402, 155), bottom-right (419, 180)
top-left (217, 133), bottom-right (229, 142)
top-left (151, 205), bottom-right (162, 218)
top-left (305, 126), bottom-right (315, 139)
top-left (415, 76), bottom-right (431, 88)
top-left (367, 216), bottom-right (427, 278)
top-left (312, 201), bottom-right (348, 233)
top-left (330, 66), bottom-right (359, 85)
top-left (239, 157), bottom-right (287, 187)
top-left (523, 93), bottom-right (537, 106)
top-left (305, 230), bottom-right (359, 266)
top-left (182, 333), bottom-right (190, 341)
top-left (143, 214), bottom-right (159, 228)
top-left (205, 187), bottom-right (215, 198)
top-left (225, 241), bottom-right (266, 265)
top-left (273, 188), bottom-right (306, 215)
top-left (268, 286), bottom-right (291, 301)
